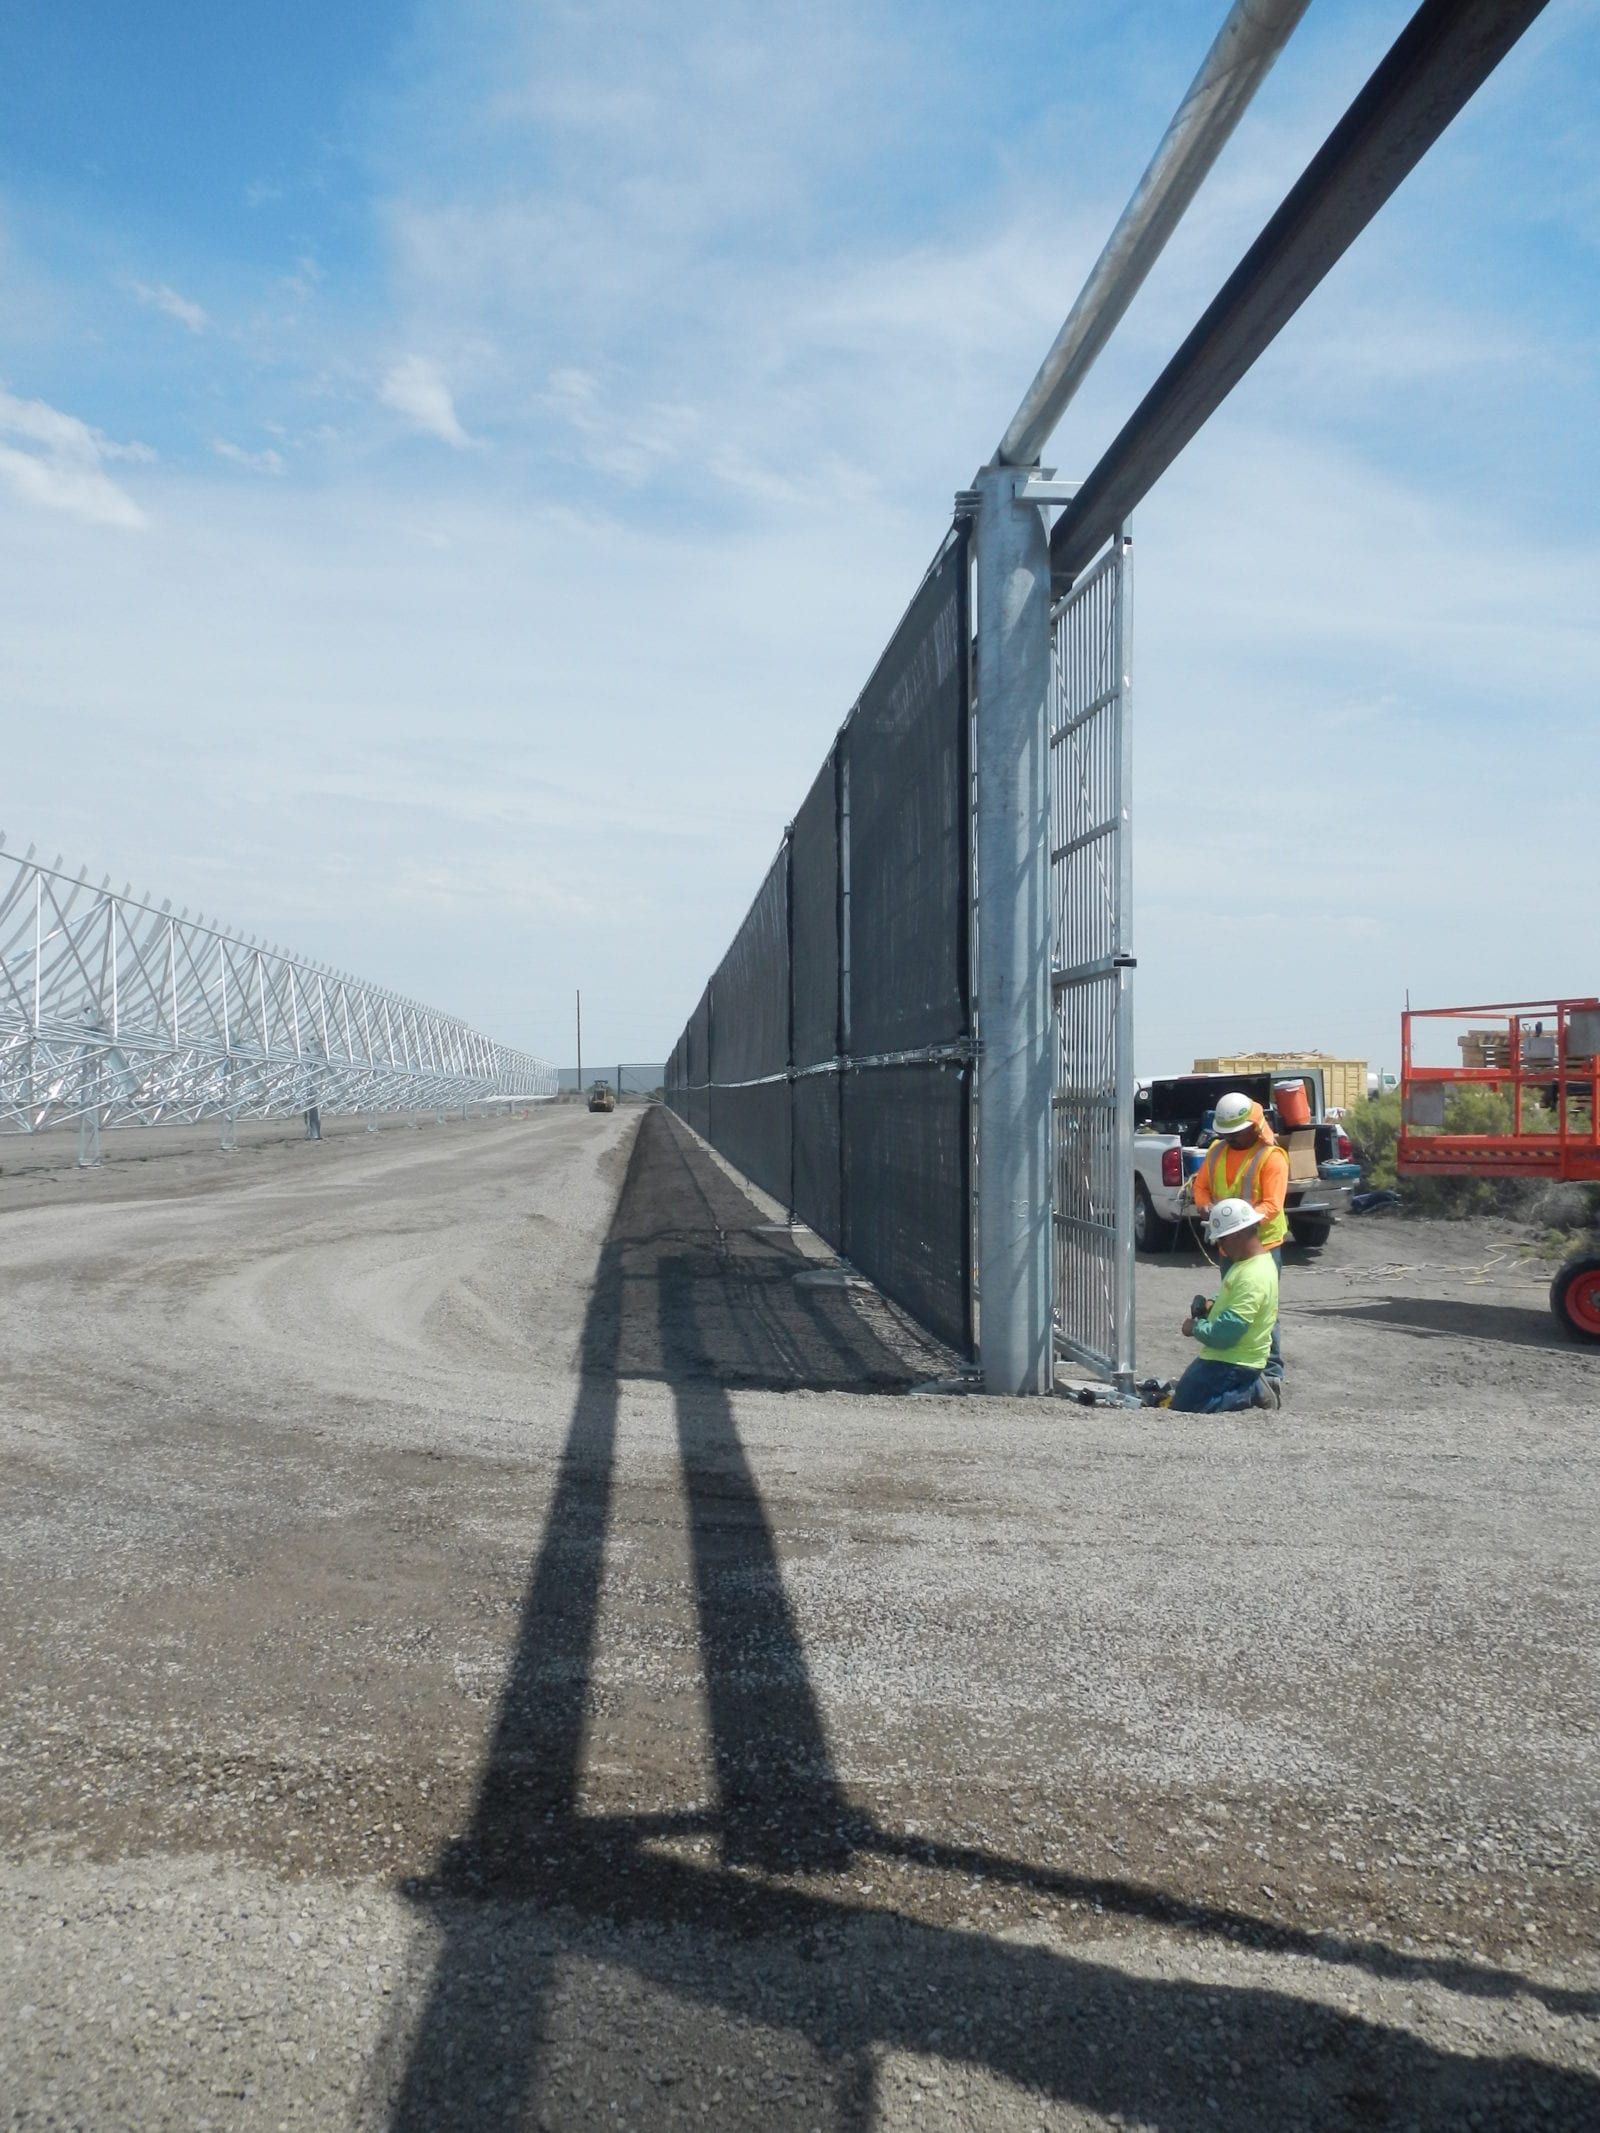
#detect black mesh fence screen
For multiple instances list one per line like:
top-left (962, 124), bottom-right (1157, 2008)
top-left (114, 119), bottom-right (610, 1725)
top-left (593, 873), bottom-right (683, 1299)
top-left (790, 750), bottom-right (839, 1072)
top-left (843, 1063), bottom-right (970, 1353)
top-left (664, 525), bottom-right (972, 1357)
top-left (848, 543), bottom-right (969, 1058)
top-left (709, 1080), bottom-right (792, 1209)
top-left (789, 1070), bottom-right (843, 1250)
top-left (687, 1081), bottom-right (710, 1142)
top-left (710, 854), bottom-right (789, 1085)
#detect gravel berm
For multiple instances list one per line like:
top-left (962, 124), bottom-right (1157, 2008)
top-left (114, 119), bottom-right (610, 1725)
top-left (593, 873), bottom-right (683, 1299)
top-left (0, 1102), bottom-right (1595, 2129)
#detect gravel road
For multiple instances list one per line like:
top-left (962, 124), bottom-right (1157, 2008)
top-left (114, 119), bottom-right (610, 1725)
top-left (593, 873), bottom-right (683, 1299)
top-left (1, 1105), bottom-right (1595, 2130)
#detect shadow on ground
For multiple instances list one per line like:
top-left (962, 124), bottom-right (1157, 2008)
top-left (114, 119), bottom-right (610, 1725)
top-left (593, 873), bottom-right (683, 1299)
top-left (365, 1110), bottom-right (1598, 2130)
top-left (1305, 1295), bottom-right (1567, 1350)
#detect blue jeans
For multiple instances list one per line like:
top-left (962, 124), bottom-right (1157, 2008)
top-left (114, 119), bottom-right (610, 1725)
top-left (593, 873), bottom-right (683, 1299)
top-left (1265, 1245), bottom-right (1283, 1381)
top-left (1171, 1360), bottom-right (1264, 1413)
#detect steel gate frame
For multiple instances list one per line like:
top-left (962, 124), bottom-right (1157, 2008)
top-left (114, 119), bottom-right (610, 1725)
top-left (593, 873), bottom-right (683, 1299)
top-left (1049, 529), bottom-right (1135, 1388)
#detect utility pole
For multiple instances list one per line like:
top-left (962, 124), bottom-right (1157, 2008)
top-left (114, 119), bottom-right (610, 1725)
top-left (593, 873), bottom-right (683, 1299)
top-left (576, 989), bottom-right (582, 1095)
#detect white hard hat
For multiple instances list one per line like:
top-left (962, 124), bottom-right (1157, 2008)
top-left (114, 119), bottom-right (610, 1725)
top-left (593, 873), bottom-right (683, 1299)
top-left (1212, 1091), bottom-right (1256, 1136)
top-left (1204, 1196), bottom-right (1263, 1242)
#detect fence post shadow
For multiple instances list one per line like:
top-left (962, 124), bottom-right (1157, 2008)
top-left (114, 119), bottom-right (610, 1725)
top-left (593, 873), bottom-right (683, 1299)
top-left (368, 1110), bottom-right (1599, 2132)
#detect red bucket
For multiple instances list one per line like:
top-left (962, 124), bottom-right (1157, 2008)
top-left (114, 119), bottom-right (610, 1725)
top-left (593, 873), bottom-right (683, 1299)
top-left (1273, 1078), bottom-right (1312, 1129)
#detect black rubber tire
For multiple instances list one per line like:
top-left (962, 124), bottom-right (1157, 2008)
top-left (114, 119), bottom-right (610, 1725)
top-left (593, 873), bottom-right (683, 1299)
top-left (1550, 1252), bottom-right (1600, 1343)
top-left (1134, 1178), bottom-right (1178, 1254)
top-left (1289, 1216), bottom-right (1333, 1250)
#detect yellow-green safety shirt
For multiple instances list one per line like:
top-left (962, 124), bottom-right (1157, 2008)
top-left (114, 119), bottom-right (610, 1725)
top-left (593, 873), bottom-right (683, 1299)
top-left (1193, 1253), bottom-right (1279, 1371)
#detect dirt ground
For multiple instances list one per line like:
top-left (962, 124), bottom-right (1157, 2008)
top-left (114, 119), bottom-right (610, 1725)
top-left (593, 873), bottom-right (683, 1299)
top-left (0, 1105), bottom-right (1595, 2131)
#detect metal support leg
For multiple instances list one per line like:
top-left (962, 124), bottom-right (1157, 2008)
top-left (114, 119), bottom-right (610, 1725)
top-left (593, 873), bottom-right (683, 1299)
top-left (77, 1055), bottom-right (103, 1169)
top-left (973, 463), bottom-right (1054, 1394)
top-left (219, 1062), bottom-right (237, 1153)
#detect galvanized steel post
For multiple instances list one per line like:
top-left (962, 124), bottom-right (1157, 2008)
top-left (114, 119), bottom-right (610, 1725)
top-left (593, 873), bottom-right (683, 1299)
top-left (973, 464), bottom-right (1055, 1394)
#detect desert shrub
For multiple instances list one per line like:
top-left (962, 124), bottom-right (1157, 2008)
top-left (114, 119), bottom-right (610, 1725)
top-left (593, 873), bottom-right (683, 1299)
top-left (1342, 1092), bottom-right (1401, 1187)
top-left (1525, 1180), bottom-right (1600, 1230)
top-left (1522, 1179), bottom-right (1600, 1259)
top-left (1341, 1086), bottom-right (1565, 1219)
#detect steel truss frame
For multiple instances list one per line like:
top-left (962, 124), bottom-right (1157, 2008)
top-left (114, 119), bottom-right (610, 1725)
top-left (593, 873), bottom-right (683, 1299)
top-left (0, 843), bottom-right (556, 1151)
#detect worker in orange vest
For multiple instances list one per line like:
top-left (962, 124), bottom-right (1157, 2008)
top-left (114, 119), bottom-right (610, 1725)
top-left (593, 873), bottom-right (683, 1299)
top-left (1190, 1091), bottom-right (1288, 1387)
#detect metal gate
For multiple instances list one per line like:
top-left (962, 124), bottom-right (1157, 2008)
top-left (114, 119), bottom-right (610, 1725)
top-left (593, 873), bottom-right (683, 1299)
top-left (1049, 530), bottom-right (1135, 1386)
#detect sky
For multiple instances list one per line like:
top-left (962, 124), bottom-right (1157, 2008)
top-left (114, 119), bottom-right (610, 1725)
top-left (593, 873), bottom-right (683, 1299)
top-left (0, 0), bottom-right (1595, 1078)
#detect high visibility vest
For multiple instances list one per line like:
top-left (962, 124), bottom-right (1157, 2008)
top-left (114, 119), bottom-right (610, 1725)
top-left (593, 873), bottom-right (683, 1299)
top-left (1201, 1137), bottom-right (1288, 1248)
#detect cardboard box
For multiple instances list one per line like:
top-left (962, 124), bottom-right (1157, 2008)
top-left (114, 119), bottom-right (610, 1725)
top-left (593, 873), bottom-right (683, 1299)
top-left (1285, 1128), bottom-right (1318, 1182)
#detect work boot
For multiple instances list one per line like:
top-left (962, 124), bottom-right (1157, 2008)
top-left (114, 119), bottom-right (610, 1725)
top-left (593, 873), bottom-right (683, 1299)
top-left (1253, 1377), bottom-right (1282, 1411)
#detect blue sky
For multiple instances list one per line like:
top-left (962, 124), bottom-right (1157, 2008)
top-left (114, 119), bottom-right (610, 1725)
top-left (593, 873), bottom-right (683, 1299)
top-left (1, 0), bottom-right (1595, 1075)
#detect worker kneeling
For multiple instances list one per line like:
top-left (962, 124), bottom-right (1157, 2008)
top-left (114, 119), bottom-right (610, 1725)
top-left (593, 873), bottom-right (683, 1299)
top-left (1171, 1198), bottom-right (1281, 1413)
top-left (1190, 1091), bottom-right (1288, 1384)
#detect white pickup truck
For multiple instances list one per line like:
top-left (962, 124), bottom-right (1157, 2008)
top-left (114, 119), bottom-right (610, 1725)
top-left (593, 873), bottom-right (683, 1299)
top-left (1132, 1070), bottom-right (1351, 1252)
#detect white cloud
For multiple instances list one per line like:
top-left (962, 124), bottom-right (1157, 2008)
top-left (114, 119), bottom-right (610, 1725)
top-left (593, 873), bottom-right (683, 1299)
top-left (0, 386), bottom-right (151, 528)
top-left (3, 0), bottom-right (1595, 1066)
top-left (280, 255), bottom-right (323, 305)
top-left (133, 280), bottom-right (209, 333)
top-left (537, 366), bottom-right (704, 484)
top-left (378, 355), bottom-right (472, 446)
top-left (212, 438), bottom-right (286, 476)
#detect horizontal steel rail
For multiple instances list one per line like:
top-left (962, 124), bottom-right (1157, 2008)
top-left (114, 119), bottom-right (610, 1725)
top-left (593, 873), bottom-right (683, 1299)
top-left (1050, 0), bottom-right (1552, 587)
top-left (0, 840), bottom-right (556, 1139)
top-left (999, 0), bottom-right (1309, 468)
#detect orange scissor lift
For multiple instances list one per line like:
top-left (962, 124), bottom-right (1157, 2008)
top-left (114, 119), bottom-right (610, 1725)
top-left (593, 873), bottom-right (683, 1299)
top-left (1397, 997), bottom-right (1600, 1341)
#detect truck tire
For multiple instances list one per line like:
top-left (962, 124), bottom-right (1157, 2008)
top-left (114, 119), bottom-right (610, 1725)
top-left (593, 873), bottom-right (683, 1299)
top-left (1550, 1252), bottom-right (1600, 1342)
top-left (1134, 1178), bottom-right (1177, 1253)
top-left (1289, 1215), bottom-right (1333, 1250)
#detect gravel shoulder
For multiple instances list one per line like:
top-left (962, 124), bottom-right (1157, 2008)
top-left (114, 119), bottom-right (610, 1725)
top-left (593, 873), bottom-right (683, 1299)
top-left (1, 1107), bottom-right (1596, 2130)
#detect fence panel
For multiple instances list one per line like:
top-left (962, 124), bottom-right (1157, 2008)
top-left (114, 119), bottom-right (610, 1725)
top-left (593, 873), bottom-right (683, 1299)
top-left (846, 541), bottom-right (969, 1058)
top-left (664, 525), bottom-right (973, 1357)
top-left (790, 750), bottom-right (839, 1072)
top-left (789, 746), bottom-right (843, 1247)
top-left (843, 1062), bottom-right (969, 1353)
top-left (706, 850), bottom-right (790, 1203)
top-left (1049, 533), bottom-right (1135, 1385)
top-left (840, 532), bottom-right (971, 1347)
top-left (710, 853), bottom-right (789, 1086)
top-left (686, 986), bottom-right (712, 1140)
top-left (790, 1070), bottom-right (843, 1248)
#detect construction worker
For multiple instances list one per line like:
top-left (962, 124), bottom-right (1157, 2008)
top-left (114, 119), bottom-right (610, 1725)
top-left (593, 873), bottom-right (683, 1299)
top-left (1171, 1198), bottom-right (1280, 1412)
top-left (1190, 1090), bottom-right (1288, 1386)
